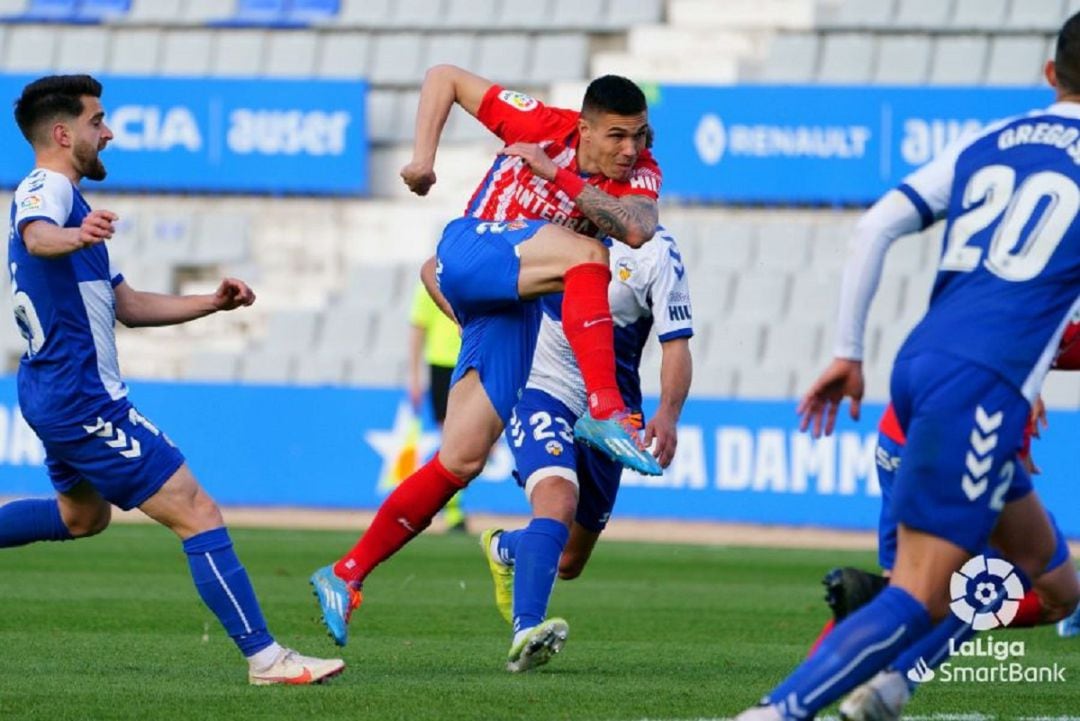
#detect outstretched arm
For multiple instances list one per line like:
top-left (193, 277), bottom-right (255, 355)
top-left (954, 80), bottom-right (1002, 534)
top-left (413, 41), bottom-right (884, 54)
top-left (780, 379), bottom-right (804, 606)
top-left (401, 65), bottom-right (494, 196)
top-left (114, 277), bottom-right (254, 328)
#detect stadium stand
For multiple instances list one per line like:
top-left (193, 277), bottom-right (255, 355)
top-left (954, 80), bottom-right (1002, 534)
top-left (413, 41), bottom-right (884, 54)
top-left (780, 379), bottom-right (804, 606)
top-left (2, 0), bottom-right (1080, 414)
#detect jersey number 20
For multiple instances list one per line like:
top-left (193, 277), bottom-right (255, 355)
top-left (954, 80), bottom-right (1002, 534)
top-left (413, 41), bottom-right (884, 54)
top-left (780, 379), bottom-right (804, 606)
top-left (940, 165), bottom-right (1080, 282)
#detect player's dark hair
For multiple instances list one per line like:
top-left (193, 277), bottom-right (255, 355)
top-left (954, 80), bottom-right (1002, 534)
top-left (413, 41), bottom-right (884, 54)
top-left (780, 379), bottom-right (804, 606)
top-left (582, 75), bottom-right (647, 118)
top-left (1056, 12), bottom-right (1080, 95)
top-left (14, 74), bottom-right (102, 145)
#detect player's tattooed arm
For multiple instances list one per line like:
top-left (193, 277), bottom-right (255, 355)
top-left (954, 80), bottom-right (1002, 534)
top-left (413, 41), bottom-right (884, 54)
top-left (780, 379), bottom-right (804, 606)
top-left (573, 189), bottom-right (658, 248)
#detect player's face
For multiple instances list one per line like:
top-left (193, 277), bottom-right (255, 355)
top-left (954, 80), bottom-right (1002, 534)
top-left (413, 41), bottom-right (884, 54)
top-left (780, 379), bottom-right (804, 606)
top-left (70, 96), bottom-right (112, 181)
top-left (581, 111), bottom-right (649, 182)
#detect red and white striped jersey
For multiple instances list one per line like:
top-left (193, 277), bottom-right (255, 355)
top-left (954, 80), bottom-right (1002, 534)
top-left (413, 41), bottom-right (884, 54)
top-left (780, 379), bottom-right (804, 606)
top-left (463, 85), bottom-right (662, 237)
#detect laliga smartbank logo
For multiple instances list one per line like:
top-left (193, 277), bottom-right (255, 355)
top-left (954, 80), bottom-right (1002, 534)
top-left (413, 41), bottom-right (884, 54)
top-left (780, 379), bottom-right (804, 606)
top-left (906, 555), bottom-right (1067, 686)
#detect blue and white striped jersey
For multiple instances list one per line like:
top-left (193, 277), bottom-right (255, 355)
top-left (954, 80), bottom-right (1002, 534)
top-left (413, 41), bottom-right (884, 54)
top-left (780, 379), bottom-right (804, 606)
top-left (527, 226), bottom-right (694, 417)
top-left (8, 168), bottom-right (127, 432)
top-left (896, 102), bottom-right (1080, 401)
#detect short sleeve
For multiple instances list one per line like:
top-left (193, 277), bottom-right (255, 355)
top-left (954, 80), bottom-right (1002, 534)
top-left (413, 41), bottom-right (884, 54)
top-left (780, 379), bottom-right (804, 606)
top-left (650, 228), bottom-right (693, 342)
top-left (14, 169), bottom-right (73, 232)
top-left (475, 84), bottom-right (579, 145)
top-left (109, 250), bottom-right (124, 287)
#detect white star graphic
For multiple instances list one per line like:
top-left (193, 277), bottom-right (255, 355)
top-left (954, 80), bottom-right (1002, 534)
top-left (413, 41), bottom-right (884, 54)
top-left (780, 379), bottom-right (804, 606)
top-left (364, 401), bottom-right (441, 494)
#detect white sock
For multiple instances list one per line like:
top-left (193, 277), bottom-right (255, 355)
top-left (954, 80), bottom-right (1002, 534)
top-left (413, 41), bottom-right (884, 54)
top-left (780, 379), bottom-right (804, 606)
top-left (489, 535), bottom-right (503, 564)
top-left (247, 641), bottom-right (285, 670)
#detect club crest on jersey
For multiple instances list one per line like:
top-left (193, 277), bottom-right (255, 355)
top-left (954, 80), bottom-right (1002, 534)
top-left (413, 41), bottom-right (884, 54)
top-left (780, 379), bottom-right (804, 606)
top-left (19, 194), bottom-right (42, 211)
top-left (616, 258), bottom-right (635, 282)
top-left (498, 89), bottom-right (538, 112)
top-left (545, 440), bottom-right (564, 456)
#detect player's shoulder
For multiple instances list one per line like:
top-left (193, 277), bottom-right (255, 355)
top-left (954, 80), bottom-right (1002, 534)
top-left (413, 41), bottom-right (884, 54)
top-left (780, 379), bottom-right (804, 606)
top-left (490, 87), bottom-right (578, 125)
top-left (15, 167), bottom-right (71, 202)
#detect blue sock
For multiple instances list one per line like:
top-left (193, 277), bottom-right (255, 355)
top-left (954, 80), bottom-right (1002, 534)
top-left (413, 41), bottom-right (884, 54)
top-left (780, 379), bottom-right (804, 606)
top-left (497, 528), bottom-right (525, 565)
top-left (511, 518), bottom-right (569, 633)
top-left (891, 615), bottom-right (973, 691)
top-left (0, 498), bottom-right (73, 548)
top-left (183, 527), bottom-right (274, 657)
top-left (765, 587), bottom-right (932, 719)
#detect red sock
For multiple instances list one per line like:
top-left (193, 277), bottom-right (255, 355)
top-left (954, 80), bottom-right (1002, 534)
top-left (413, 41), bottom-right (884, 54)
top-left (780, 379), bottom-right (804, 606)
top-left (562, 262), bottom-right (623, 419)
top-left (1009, 589), bottom-right (1045, 627)
top-left (333, 453), bottom-right (466, 586)
top-left (807, 618), bottom-right (835, 658)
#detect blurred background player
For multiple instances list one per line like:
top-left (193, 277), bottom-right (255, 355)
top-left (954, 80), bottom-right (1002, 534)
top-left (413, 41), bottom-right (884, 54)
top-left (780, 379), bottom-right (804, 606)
top-left (0, 75), bottom-right (344, 685)
top-left (481, 223), bottom-right (693, 671)
top-left (311, 65), bottom-right (665, 646)
top-left (408, 279), bottom-right (467, 532)
top-left (739, 13), bottom-right (1080, 720)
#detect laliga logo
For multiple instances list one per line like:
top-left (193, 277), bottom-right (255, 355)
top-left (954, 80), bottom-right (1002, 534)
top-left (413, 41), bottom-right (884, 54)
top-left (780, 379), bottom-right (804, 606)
top-left (694, 113), bottom-right (726, 165)
top-left (949, 555), bottom-right (1024, 631)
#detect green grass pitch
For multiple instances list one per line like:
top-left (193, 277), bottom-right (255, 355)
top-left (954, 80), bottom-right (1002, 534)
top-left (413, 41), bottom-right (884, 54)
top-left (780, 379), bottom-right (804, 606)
top-left (0, 524), bottom-right (1077, 720)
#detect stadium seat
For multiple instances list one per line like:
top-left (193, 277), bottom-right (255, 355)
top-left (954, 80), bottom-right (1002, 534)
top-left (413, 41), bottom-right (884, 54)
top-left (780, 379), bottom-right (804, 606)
top-left (821, 0), bottom-right (894, 29)
top-left (125, 0), bottom-right (183, 24)
top-left (21, 0), bottom-right (75, 21)
top-left (337, 0), bottom-right (392, 28)
top-left (495, 0), bottom-right (552, 30)
top-left (549, 0), bottom-right (604, 30)
top-left (737, 366), bottom-right (794, 399)
top-left (985, 35), bottom-right (1047, 86)
top-left (366, 88), bottom-right (404, 143)
top-left (260, 309), bottom-right (321, 353)
top-left (316, 31), bottom-right (369, 77)
top-left (212, 29), bottom-right (266, 76)
top-left (873, 34), bottom-right (932, 85)
top-left (160, 30), bottom-right (213, 75)
top-left (788, 273), bottom-right (841, 326)
top-left (318, 307), bottom-right (377, 356)
top-left (369, 314), bottom-right (410, 362)
top-left (55, 26), bottom-right (108, 73)
top-left (348, 357), bottom-right (405, 387)
top-left (929, 35), bottom-right (988, 85)
top-left (893, 0), bottom-right (954, 30)
top-left (79, 0), bottom-right (130, 20)
top-left (949, 0), bottom-right (1007, 31)
top-left (757, 33), bottom-right (818, 83)
top-left (186, 0), bottom-right (237, 23)
top-left (1006, 0), bottom-right (1065, 32)
top-left (109, 28), bottom-right (162, 74)
top-left (528, 33), bottom-right (589, 84)
top-left (264, 30), bottom-right (318, 76)
top-left (192, 213), bottom-right (250, 265)
top-left (442, 0), bottom-right (497, 29)
top-left (698, 219), bottom-right (755, 270)
top-left (293, 353), bottom-right (351, 385)
top-left (143, 213), bottom-right (196, 263)
top-left (475, 33), bottom-right (532, 85)
top-left (760, 320), bottom-right (822, 370)
top-left (817, 33), bottom-right (876, 85)
top-left (422, 32), bottom-right (477, 70)
top-left (289, 0), bottom-right (339, 23)
top-left (240, 351), bottom-right (294, 384)
top-left (388, 0), bottom-right (443, 29)
top-left (370, 32), bottom-right (424, 85)
top-left (185, 351), bottom-right (242, 382)
top-left (753, 223), bottom-right (811, 272)
top-left (4, 25), bottom-right (56, 72)
top-left (728, 271), bottom-right (790, 322)
top-left (339, 264), bottom-right (405, 310)
top-left (602, 0), bottom-right (663, 29)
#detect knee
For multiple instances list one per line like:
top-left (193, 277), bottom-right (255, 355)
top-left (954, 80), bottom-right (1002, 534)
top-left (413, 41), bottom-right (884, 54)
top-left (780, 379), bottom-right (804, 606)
top-left (192, 493), bottom-right (224, 530)
top-left (439, 453), bottom-right (484, 482)
top-left (65, 503), bottom-right (111, 538)
top-left (558, 555), bottom-right (585, 580)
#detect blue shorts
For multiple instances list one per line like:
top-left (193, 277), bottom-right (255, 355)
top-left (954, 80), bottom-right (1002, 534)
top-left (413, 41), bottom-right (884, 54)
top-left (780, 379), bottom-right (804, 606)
top-left (437, 217), bottom-right (548, 423)
top-left (507, 389), bottom-right (622, 532)
top-left (888, 352), bottom-right (1034, 555)
top-left (37, 400), bottom-right (186, 511)
top-left (878, 432), bottom-right (1069, 573)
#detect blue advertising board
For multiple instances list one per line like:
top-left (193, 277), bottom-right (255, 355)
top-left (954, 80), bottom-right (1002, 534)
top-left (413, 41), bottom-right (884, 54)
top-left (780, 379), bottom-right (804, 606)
top-left (0, 377), bottom-right (1076, 538)
top-left (649, 85), bottom-right (1053, 204)
top-left (0, 74), bottom-right (368, 195)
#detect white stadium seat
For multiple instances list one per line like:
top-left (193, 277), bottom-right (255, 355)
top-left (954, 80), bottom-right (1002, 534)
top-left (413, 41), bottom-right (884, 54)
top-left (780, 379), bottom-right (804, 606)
top-left (109, 28), bottom-right (162, 74)
top-left (873, 34), bottom-right (932, 85)
top-left (1007, 0), bottom-right (1066, 32)
top-left (4, 25), bottom-right (56, 72)
top-left (213, 30), bottom-right (266, 77)
top-left (929, 35), bottom-right (989, 85)
top-left (316, 32), bottom-right (370, 78)
top-left (893, 0), bottom-right (954, 30)
top-left (949, 0), bottom-right (1008, 31)
top-left (264, 31), bottom-right (318, 77)
top-left (758, 33), bottom-right (819, 83)
top-left (823, 0), bottom-right (894, 29)
top-left (160, 30), bottom-right (213, 76)
top-left (817, 33), bottom-right (876, 84)
top-left (54, 26), bottom-right (108, 74)
top-left (985, 35), bottom-right (1049, 86)
top-left (370, 32), bottom-right (424, 85)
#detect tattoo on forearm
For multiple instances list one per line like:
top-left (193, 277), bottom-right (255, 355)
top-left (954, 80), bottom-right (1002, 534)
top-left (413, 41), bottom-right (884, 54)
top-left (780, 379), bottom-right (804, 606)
top-left (574, 186), bottom-right (658, 242)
